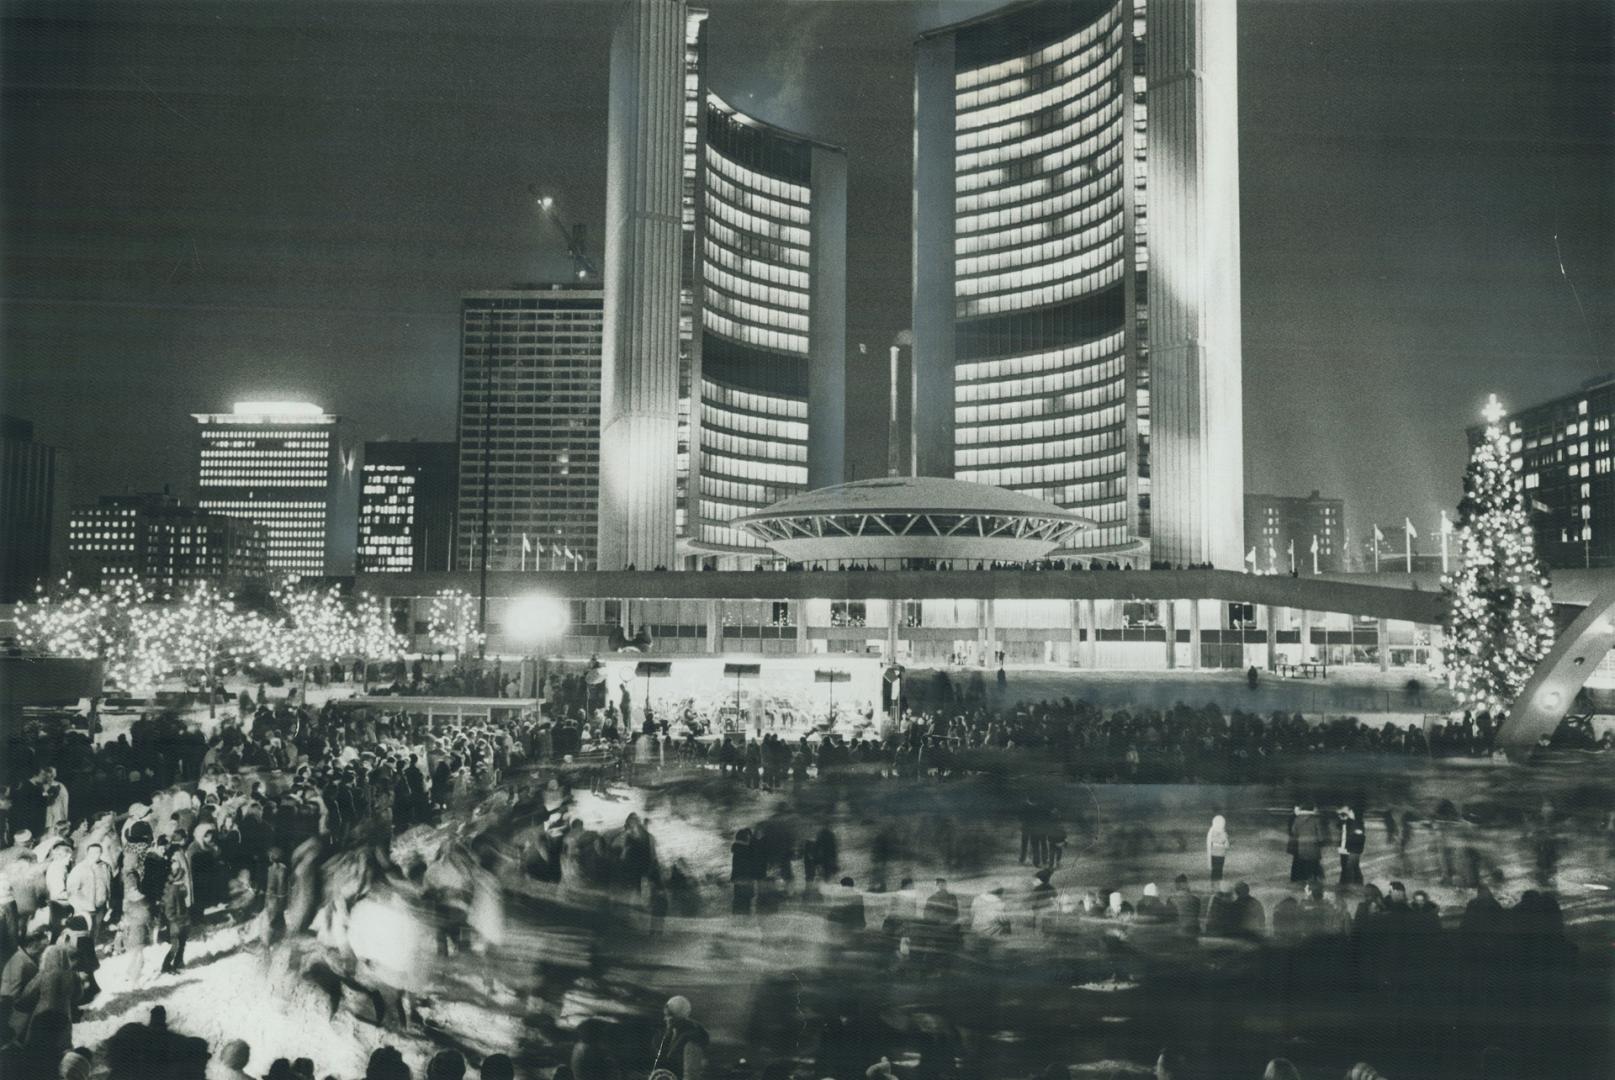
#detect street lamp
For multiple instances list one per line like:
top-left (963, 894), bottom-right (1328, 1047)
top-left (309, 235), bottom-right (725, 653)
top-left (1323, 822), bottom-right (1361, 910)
top-left (505, 593), bottom-right (570, 698)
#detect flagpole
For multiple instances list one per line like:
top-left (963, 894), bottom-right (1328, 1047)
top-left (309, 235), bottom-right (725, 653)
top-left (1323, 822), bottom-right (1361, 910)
top-left (1311, 535), bottom-right (1318, 576)
top-left (1439, 512), bottom-right (1449, 575)
top-left (1405, 528), bottom-right (1413, 574)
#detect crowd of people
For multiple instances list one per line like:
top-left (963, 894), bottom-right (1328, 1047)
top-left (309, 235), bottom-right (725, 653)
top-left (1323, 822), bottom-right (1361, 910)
top-left (0, 662), bottom-right (1605, 1079)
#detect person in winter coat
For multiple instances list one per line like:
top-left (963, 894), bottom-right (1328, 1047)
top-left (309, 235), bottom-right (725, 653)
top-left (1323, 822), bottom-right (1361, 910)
top-left (66, 843), bottom-right (112, 941)
top-left (159, 848), bottom-right (193, 974)
top-left (1338, 806), bottom-right (1367, 886)
top-left (14, 939), bottom-right (77, 1052)
top-left (261, 847), bottom-right (289, 950)
top-left (1205, 815), bottom-right (1229, 885)
top-left (117, 821), bottom-right (161, 985)
top-left (1288, 804), bottom-right (1328, 883)
top-left (651, 995), bottom-right (709, 1080)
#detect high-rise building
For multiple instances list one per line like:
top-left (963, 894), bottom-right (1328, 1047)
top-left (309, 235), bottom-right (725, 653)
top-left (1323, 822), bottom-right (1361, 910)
top-left (359, 441), bottom-right (457, 574)
top-left (192, 401), bottom-right (356, 578)
top-left (456, 287), bottom-right (603, 575)
top-left (1244, 491), bottom-right (1345, 576)
top-left (912, 0), bottom-right (1242, 569)
top-left (1, 415), bottom-right (68, 601)
top-left (1471, 375), bottom-right (1615, 570)
top-left (600, 0), bottom-right (847, 570)
top-left (68, 492), bottom-right (269, 595)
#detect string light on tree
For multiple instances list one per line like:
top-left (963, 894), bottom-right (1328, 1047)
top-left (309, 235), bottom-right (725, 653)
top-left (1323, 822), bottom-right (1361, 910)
top-left (428, 587), bottom-right (483, 660)
top-left (1442, 393), bottom-right (1556, 716)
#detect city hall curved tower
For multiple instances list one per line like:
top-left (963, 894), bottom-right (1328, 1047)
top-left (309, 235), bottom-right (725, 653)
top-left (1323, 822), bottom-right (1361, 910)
top-left (688, 93), bottom-right (847, 563)
top-left (912, 0), bottom-right (1242, 568)
top-left (600, 1), bottom-right (846, 570)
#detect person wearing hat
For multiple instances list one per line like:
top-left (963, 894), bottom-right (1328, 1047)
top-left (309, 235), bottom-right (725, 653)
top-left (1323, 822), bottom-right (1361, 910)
top-left (651, 996), bottom-right (709, 1080)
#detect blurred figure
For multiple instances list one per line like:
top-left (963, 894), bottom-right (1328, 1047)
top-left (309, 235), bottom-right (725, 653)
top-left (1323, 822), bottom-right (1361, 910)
top-left (1205, 815), bottom-right (1229, 885)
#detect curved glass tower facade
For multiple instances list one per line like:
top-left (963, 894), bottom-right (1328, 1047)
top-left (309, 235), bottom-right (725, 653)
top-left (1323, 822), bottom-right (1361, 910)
top-left (914, 0), bottom-right (1243, 568)
top-left (689, 93), bottom-right (846, 560)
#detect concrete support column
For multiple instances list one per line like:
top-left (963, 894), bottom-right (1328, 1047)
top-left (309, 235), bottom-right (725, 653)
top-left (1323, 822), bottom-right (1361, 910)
top-left (1164, 601), bottom-right (1178, 669)
top-left (1377, 618), bottom-right (1390, 672)
top-left (1265, 605), bottom-right (1278, 671)
top-left (984, 598), bottom-right (997, 665)
top-left (1083, 599), bottom-right (1098, 669)
top-left (1069, 599), bottom-right (1081, 667)
top-left (1189, 601), bottom-right (1202, 671)
top-left (795, 604), bottom-right (808, 655)
top-left (886, 598), bottom-right (900, 662)
top-left (705, 600), bottom-right (720, 654)
top-left (1299, 609), bottom-right (1313, 663)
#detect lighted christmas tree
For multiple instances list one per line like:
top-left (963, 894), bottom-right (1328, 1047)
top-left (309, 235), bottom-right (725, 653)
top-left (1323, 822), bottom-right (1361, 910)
top-left (1443, 393), bottom-right (1555, 714)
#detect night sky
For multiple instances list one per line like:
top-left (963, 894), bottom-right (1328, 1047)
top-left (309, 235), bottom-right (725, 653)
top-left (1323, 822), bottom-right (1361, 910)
top-left (3, 0), bottom-right (1611, 552)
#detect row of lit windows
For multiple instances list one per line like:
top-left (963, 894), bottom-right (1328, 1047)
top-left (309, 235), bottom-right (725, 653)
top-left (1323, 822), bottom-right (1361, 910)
top-left (700, 428), bottom-right (809, 465)
top-left (957, 235), bottom-right (1126, 300)
top-left (1045, 477), bottom-right (1126, 507)
top-left (956, 257), bottom-right (1124, 318)
top-left (955, 57), bottom-right (1124, 156)
top-left (700, 445), bottom-right (808, 484)
top-left (200, 501), bottom-right (325, 516)
top-left (957, 214), bottom-right (1123, 281)
top-left (703, 262), bottom-right (810, 312)
top-left (701, 238), bottom-right (811, 291)
top-left (706, 168), bottom-right (811, 228)
top-left (954, 0), bottom-right (1123, 93)
top-left (956, 378), bottom-right (1125, 422)
top-left (957, 405), bottom-right (1126, 449)
top-left (957, 76), bottom-right (1123, 171)
top-left (706, 217), bottom-right (811, 269)
top-left (699, 492), bottom-right (769, 527)
top-left (958, 426), bottom-right (1125, 462)
top-left (957, 143), bottom-right (1123, 235)
top-left (955, 149), bottom-right (1119, 216)
top-left (702, 380), bottom-right (808, 420)
top-left (956, 96), bottom-right (1123, 193)
top-left (959, 361), bottom-right (1125, 409)
top-left (698, 474), bottom-right (796, 508)
top-left (957, 331), bottom-right (1126, 383)
top-left (700, 403), bottom-right (809, 444)
top-left (704, 143), bottom-right (812, 205)
top-left (955, 36), bottom-right (1124, 136)
top-left (956, 190), bottom-right (1124, 258)
top-left (704, 286), bottom-right (810, 337)
top-left (960, 452), bottom-right (1127, 487)
top-left (199, 477), bottom-right (327, 490)
top-left (703, 191), bottom-right (810, 248)
top-left (199, 433), bottom-right (329, 447)
top-left (697, 520), bottom-right (763, 550)
top-left (955, 13), bottom-right (1122, 113)
top-left (702, 309), bottom-right (808, 355)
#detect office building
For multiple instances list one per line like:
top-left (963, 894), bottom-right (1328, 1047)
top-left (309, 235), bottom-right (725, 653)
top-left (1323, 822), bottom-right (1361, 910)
top-left (192, 401), bottom-right (356, 578)
top-left (1470, 375), bottom-right (1615, 570)
top-left (912, 0), bottom-right (1243, 569)
top-left (1, 415), bottom-right (68, 601)
top-left (68, 492), bottom-right (269, 595)
top-left (599, 0), bottom-right (847, 570)
top-left (456, 288), bottom-right (603, 575)
top-left (359, 441), bottom-right (457, 574)
top-left (1244, 491), bottom-right (1344, 576)
top-left (688, 92), bottom-right (847, 561)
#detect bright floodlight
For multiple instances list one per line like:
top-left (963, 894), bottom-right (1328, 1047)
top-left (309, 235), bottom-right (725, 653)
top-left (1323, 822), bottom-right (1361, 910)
top-left (539, 196), bottom-right (555, 210)
top-left (505, 593), bottom-right (569, 645)
top-left (233, 400), bottom-right (323, 417)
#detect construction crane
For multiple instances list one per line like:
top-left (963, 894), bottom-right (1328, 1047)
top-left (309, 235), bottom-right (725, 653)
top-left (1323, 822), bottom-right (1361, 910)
top-left (534, 192), bottom-right (598, 281)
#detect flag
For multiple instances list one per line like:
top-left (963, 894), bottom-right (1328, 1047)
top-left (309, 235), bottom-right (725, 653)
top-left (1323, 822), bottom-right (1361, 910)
top-left (564, 546), bottom-right (575, 561)
top-left (1373, 524), bottom-right (1385, 544)
top-left (1245, 547), bottom-right (1256, 569)
top-left (521, 534), bottom-right (532, 555)
top-left (1310, 534), bottom-right (1319, 554)
top-left (1404, 517), bottom-right (1418, 540)
top-left (534, 539), bottom-right (545, 556)
top-left (1440, 510), bottom-right (1453, 535)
